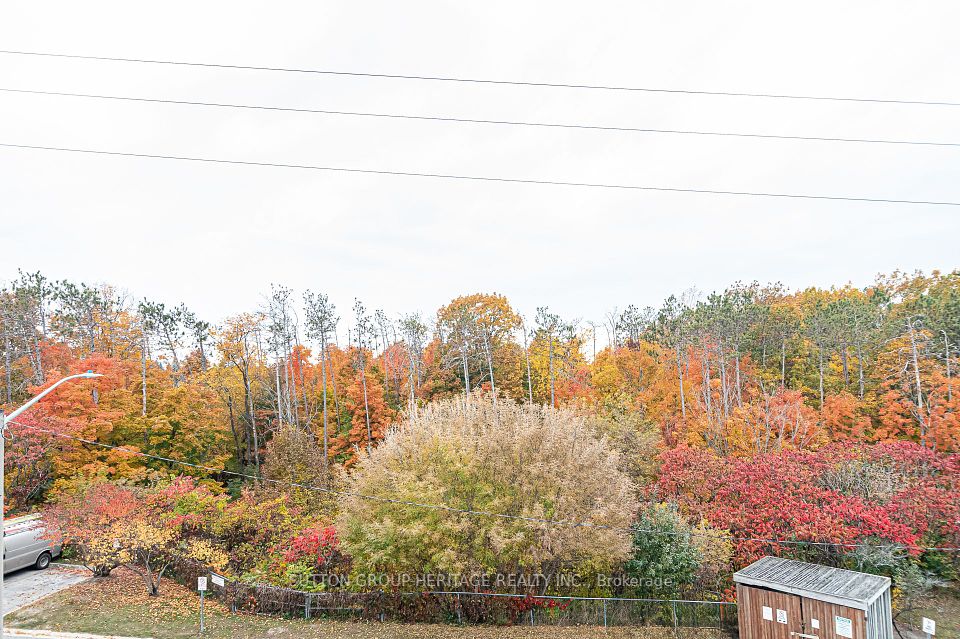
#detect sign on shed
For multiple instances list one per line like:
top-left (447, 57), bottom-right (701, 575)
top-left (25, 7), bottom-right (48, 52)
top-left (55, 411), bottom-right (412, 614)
top-left (734, 556), bottom-right (893, 639)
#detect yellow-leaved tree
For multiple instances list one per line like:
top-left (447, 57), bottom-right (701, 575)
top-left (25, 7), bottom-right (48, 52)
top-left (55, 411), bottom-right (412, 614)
top-left (338, 395), bottom-right (636, 593)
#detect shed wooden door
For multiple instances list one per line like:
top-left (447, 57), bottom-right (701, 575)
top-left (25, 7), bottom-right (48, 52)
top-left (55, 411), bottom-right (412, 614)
top-left (801, 598), bottom-right (867, 639)
top-left (737, 584), bottom-right (803, 639)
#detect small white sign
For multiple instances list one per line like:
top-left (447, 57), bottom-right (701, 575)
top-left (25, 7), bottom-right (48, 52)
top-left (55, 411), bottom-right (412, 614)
top-left (811, 618), bottom-right (820, 630)
top-left (922, 618), bottom-right (936, 635)
top-left (776, 609), bottom-right (788, 624)
top-left (762, 606), bottom-right (773, 621)
top-left (836, 615), bottom-right (853, 638)
top-left (197, 576), bottom-right (208, 591)
top-left (211, 573), bottom-right (225, 587)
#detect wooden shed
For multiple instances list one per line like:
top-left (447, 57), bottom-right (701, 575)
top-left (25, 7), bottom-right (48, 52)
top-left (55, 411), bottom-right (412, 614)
top-left (734, 556), bottom-right (893, 639)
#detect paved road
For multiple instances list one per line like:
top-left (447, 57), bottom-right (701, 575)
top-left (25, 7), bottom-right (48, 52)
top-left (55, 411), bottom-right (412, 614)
top-left (1, 565), bottom-right (143, 639)
top-left (2, 564), bottom-right (89, 615)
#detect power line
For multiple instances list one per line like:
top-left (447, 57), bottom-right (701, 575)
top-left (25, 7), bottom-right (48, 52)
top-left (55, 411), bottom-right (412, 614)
top-left (2, 142), bottom-right (958, 207)
top-left (9, 420), bottom-right (960, 553)
top-left (1, 49), bottom-right (958, 108)
top-left (4, 87), bottom-right (959, 148)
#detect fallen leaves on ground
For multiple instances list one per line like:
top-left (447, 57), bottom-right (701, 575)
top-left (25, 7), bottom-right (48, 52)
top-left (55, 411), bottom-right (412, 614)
top-left (11, 567), bottom-right (729, 639)
top-left (62, 568), bottom-right (225, 621)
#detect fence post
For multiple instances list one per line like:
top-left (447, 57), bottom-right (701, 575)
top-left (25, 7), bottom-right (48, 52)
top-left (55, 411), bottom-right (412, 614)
top-left (305, 593), bottom-right (311, 619)
top-left (456, 593), bottom-right (462, 624)
top-left (672, 601), bottom-right (679, 638)
top-left (530, 608), bottom-right (535, 626)
top-left (603, 599), bottom-right (608, 628)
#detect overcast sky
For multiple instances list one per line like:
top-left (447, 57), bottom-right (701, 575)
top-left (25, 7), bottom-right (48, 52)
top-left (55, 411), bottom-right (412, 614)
top-left (1, 1), bottom-right (958, 336)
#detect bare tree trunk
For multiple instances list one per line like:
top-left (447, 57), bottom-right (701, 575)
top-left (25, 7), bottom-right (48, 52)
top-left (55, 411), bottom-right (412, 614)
top-left (327, 344), bottom-right (344, 433)
top-left (141, 331), bottom-right (148, 416)
top-left (841, 342), bottom-right (850, 386)
top-left (856, 339), bottom-right (866, 400)
top-left (360, 359), bottom-right (373, 456)
top-left (548, 334), bottom-right (555, 408)
top-left (482, 331), bottom-right (497, 412)
top-left (242, 369), bottom-right (256, 469)
top-left (415, 349), bottom-right (422, 389)
top-left (718, 342), bottom-right (729, 419)
top-left (781, 336), bottom-right (787, 388)
top-left (39, 300), bottom-right (47, 338)
top-left (295, 338), bottom-right (310, 433)
top-left (4, 326), bottom-right (12, 404)
top-left (226, 393), bottom-right (242, 465)
top-left (702, 350), bottom-right (712, 418)
top-left (407, 343), bottom-right (417, 419)
top-left (907, 320), bottom-right (927, 447)
top-left (818, 344), bottom-right (825, 407)
top-left (252, 413), bottom-right (261, 478)
top-left (87, 311), bottom-right (96, 353)
top-left (380, 328), bottom-right (392, 407)
top-left (237, 335), bottom-right (260, 474)
top-left (461, 343), bottom-right (471, 402)
top-left (675, 345), bottom-right (686, 418)
top-left (29, 331), bottom-right (43, 385)
top-left (320, 345), bottom-right (329, 470)
top-left (392, 327), bottom-right (402, 409)
top-left (522, 323), bottom-right (533, 404)
top-left (160, 326), bottom-right (179, 386)
top-left (275, 359), bottom-right (283, 427)
top-left (285, 343), bottom-right (298, 427)
top-left (734, 352), bottom-right (743, 407)
top-left (944, 330), bottom-right (952, 403)
top-left (240, 376), bottom-right (254, 466)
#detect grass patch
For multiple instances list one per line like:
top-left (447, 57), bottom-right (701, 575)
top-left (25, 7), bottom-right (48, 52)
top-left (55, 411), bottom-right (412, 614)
top-left (7, 570), bottom-right (727, 639)
top-left (897, 587), bottom-right (960, 639)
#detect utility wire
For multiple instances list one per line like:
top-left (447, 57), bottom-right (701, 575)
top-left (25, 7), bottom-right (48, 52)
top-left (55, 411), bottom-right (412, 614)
top-left (2, 142), bottom-right (958, 207)
top-left (3, 87), bottom-right (958, 148)
top-left (1, 50), bottom-right (958, 107)
top-left (9, 420), bottom-right (960, 553)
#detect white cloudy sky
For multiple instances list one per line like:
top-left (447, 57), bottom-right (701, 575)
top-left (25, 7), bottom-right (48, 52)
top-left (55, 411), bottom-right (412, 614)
top-left (1, 1), bottom-right (958, 334)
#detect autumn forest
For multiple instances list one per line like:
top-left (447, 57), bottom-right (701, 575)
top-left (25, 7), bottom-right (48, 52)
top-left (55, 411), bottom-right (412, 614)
top-left (1, 269), bottom-right (958, 608)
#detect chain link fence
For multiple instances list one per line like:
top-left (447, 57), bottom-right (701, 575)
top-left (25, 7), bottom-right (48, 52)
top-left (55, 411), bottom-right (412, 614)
top-left (184, 567), bottom-right (735, 634)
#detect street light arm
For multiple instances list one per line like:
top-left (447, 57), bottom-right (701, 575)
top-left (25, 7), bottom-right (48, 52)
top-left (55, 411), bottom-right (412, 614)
top-left (1, 369), bottom-right (99, 633)
top-left (5, 372), bottom-right (103, 421)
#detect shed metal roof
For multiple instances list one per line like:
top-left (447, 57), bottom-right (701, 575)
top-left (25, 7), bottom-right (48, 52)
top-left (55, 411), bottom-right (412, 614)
top-left (733, 556), bottom-right (890, 611)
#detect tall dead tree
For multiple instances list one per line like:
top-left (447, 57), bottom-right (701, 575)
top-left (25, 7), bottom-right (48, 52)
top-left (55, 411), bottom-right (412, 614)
top-left (521, 318), bottom-right (534, 404)
top-left (353, 300), bottom-right (375, 456)
top-left (399, 313), bottom-right (427, 418)
top-left (304, 290), bottom-right (339, 467)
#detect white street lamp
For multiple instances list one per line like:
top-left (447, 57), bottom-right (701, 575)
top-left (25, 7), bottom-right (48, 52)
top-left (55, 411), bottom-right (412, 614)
top-left (1, 371), bottom-right (101, 634)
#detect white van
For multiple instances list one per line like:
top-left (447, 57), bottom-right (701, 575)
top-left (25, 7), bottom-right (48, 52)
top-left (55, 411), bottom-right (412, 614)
top-left (3, 514), bottom-right (62, 573)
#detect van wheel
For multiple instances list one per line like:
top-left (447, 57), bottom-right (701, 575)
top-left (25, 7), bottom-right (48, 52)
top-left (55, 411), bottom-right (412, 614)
top-left (34, 552), bottom-right (51, 570)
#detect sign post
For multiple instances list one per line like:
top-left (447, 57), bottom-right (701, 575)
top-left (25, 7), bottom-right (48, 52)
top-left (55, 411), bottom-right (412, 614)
top-left (198, 576), bottom-right (208, 633)
top-left (922, 617), bottom-right (936, 639)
